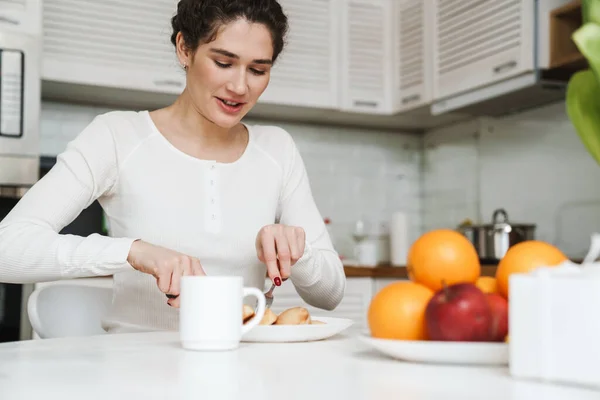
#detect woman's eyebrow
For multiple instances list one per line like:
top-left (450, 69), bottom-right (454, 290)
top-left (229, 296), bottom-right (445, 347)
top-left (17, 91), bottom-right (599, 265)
top-left (209, 48), bottom-right (273, 65)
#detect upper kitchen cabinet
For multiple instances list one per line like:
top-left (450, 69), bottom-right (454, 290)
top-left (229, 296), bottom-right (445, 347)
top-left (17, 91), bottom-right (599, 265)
top-left (259, 0), bottom-right (339, 109)
top-left (339, 0), bottom-right (394, 114)
top-left (0, 0), bottom-right (42, 35)
top-left (394, 0), bottom-right (433, 112)
top-left (41, 0), bottom-right (184, 107)
top-left (432, 0), bottom-right (534, 102)
top-left (339, 0), bottom-right (432, 115)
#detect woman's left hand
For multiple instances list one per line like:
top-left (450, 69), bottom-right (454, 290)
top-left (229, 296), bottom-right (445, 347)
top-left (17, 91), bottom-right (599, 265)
top-left (255, 224), bottom-right (305, 285)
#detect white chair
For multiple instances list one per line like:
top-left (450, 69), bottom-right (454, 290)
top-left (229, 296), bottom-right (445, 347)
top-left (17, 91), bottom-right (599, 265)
top-left (27, 283), bottom-right (113, 339)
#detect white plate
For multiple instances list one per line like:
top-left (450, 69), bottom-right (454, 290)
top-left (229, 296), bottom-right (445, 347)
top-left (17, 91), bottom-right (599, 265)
top-left (241, 316), bottom-right (353, 343)
top-left (358, 334), bottom-right (508, 365)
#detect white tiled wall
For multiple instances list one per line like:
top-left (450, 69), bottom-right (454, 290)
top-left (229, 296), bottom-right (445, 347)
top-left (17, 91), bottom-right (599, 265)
top-left (422, 119), bottom-right (480, 232)
top-left (423, 102), bottom-right (600, 259)
top-left (43, 99), bottom-right (596, 262)
top-left (29, 99), bottom-right (599, 345)
top-left (40, 101), bottom-right (423, 259)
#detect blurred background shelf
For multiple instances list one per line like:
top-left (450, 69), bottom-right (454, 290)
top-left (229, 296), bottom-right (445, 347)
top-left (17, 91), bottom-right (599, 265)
top-left (343, 265), bottom-right (499, 278)
top-left (549, 0), bottom-right (587, 71)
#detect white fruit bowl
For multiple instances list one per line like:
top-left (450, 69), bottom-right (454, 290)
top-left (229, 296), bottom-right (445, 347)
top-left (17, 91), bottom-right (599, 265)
top-left (358, 334), bottom-right (508, 366)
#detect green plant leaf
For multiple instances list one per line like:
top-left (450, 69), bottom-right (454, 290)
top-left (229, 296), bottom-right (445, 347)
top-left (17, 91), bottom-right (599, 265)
top-left (566, 69), bottom-right (600, 166)
top-left (573, 22), bottom-right (600, 79)
top-left (582, 0), bottom-right (600, 24)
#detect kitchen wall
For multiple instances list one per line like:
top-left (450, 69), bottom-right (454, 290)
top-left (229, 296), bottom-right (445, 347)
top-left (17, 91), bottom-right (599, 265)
top-left (42, 98), bottom-right (596, 262)
top-left (422, 101), bottom-right (600, 260)
top-left (39, 101), bottom-right (423, 260)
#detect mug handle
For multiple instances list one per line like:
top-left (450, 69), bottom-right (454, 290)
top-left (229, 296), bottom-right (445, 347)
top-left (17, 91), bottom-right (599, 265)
top-left (241, 287), bottom-right (266, 335)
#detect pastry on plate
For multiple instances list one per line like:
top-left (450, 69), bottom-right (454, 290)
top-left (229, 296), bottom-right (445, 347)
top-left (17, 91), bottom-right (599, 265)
top-left (242, 304), bottom-right (255, 324)
top-left (259, 308), bottom-right (278, 325)
top-left (310, 320), bottom-right (326, 325)
top-left (275, 306), bottom-right (311, 325)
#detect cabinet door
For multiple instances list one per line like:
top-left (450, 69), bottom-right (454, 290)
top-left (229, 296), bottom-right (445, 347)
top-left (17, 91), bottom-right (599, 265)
top-left (432, 0), bottom-right (534, 101)
top-left (41, 0), bottom-right (184, 96)
top-left (0, 0), bottom-right (41, 35)
top-left (394, 0), bottom-right (432, 112)
top-left (268, 278), bottom-right (373, 332)
top-left (260, 0), bottom-right (339, 109)
top-left (340, 0), bottom-right (395, 114)
top-left (372, 277), bottom-right (408, 295)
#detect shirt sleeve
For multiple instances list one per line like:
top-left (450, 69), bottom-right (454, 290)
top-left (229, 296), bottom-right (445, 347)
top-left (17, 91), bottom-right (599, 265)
top-left (0, 115), bottom-right (137, 284)
top-left (276, 134), bottom-right (346, 311)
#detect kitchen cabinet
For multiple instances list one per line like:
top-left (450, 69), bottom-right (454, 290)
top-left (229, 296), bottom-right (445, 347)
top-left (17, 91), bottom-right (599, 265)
top-left (33, 0), bottom-right (569, 128)
top-left (339, 0), bottom-right (432, 115)
top-left (36, 0), bottom-right (470, 130)
top-left (339, 0), bottom-right (394, 114)
top-left (0, 0), bottom-right (41, 35)
top-left (259, 0), bottom-right (339, 110)
top-left (41, 0), bottom-right (185, 97)
top-left (432, 0), bottom-right (535, 101)
top-left (40, 0), bottom-right (340, 111)
top-left (394, 0), bottom-right (433, 112)
top-left (372, 277), bottom-right (407, 294)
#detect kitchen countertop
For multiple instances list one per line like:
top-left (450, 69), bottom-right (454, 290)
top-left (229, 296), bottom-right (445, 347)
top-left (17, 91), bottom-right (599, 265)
top-left (0, 331), bottom-right (597, 399)
top-left (343, 264), bottom-right (499, 278)
top-left (345, 258), bottom-right (586, 279)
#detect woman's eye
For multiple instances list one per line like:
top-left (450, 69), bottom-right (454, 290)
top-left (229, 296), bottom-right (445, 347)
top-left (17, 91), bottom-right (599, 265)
top-left (250, 68), bottom-right (266, 76)
top-left (214, 61), bottom-right (231, 68)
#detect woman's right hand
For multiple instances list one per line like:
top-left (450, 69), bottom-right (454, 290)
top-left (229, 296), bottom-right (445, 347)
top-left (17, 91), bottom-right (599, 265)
top-left (126, 240), bottom-right (205, 307)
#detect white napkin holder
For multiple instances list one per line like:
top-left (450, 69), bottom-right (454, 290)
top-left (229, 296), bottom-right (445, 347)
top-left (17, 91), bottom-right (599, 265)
top-left (509, 234), bottom-right (600, 390)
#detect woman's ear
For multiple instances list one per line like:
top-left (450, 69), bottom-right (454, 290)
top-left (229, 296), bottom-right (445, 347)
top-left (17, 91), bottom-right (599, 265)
top-left (175, 32), bottom-right (192, 70)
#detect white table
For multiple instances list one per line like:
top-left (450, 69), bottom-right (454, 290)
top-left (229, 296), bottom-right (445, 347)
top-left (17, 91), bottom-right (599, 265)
top-left (0, 331), bottom-right (598, 400)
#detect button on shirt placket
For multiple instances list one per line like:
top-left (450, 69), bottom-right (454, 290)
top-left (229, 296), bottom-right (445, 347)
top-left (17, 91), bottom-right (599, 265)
top-left (205, 163), bottom-right (221, 233)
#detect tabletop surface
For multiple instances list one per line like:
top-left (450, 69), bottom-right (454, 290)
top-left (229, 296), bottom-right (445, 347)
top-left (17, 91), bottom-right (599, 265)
top-left (0, 331), bottom-right (598, 400)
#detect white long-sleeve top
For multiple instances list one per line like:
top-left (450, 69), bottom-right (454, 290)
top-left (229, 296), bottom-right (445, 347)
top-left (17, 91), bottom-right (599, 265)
top-left (0, 110), bottom-right (346, 333)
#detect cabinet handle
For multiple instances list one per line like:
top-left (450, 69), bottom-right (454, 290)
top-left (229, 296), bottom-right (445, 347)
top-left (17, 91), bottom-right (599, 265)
top-left (493, 61), bottom-right (517, 74)
top-left (353, 100), bottom-right (379, 108)
top-left (153, 79), bottom-right (183, 87)
top-left (0, 15), bottom-right (19, 25)
top-left (401, 94), bottom-right (420, 104)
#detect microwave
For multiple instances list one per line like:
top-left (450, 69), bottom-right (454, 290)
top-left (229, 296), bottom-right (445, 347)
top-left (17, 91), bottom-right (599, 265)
top-left (0, 30), bottom-right (41, 187)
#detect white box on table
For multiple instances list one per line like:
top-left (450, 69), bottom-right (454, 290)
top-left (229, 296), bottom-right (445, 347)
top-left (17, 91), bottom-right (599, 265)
top-left (509, 258), bottom-right (600, 390)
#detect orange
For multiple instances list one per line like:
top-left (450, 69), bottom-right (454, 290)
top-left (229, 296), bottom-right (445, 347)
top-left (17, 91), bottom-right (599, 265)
top-left (407, 229), bottom-right (480, 292)
top-left (368, 281), bottom-right (433, 340)
top-left (496, 240), bottom-right (568, 298)
top-left (475, 276), bottom-right (498, 294)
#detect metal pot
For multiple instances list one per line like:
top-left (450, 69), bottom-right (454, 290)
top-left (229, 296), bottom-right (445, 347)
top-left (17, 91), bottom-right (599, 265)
top-left (458, 209), bottom-right (536, 261)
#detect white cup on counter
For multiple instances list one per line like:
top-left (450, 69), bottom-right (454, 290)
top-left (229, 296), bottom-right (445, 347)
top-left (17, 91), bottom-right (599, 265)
top-left (179, 276), bottom-right (266, 351)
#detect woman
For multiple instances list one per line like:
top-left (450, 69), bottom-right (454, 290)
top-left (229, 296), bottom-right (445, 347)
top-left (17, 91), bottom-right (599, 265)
top-left (0, 0), bottom-right (345, 333)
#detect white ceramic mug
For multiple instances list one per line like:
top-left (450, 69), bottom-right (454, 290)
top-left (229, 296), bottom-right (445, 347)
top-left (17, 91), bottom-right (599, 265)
top-left (179, 276), bottom-right (266, 351)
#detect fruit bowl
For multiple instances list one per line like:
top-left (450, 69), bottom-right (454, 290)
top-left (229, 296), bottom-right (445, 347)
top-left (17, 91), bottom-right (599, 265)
top-left (363, 230), bottom-right (568, 366)
top-left (358, 334), bottom-right (508, 366)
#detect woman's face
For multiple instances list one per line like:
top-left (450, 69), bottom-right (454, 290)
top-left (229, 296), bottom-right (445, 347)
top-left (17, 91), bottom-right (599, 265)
top-left (178, 18), bottom-right (274, 129)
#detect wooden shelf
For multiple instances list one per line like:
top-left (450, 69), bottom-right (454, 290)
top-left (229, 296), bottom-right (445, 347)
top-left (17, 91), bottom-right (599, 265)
top-left (343, 257), bottom-right (585, 279)
top-left (549, 0), bottom-right (586, 70)
top-left (343, 264), bottom-right (499, 279)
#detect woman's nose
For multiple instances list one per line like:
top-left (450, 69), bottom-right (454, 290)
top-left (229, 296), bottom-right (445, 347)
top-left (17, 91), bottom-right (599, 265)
top-left (227, 70), bottom-right (248, 96)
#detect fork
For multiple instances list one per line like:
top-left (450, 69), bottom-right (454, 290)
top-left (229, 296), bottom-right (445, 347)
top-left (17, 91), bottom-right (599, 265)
top-left (261, 278), bottom-right (287, 311)
top-left (263, 283), bottom-right (276, 309)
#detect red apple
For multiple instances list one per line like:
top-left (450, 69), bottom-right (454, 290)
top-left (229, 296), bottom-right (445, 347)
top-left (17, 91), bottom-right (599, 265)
top-left (425, 282), bottom-right (492, 342)
top-left (486, 293), bottom-right (509, 342)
